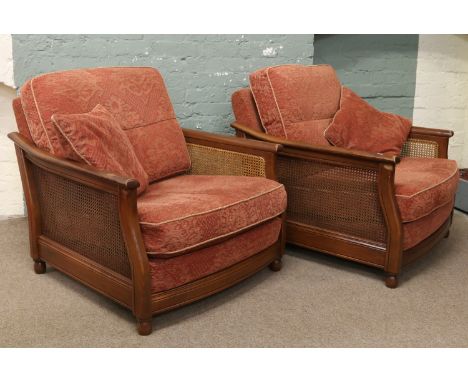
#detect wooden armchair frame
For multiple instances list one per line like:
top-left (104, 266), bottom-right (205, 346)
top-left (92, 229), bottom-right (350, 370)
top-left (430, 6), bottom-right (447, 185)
top-left (232, 121), bottom-right (454, 288)
top-left (9, 128), bottom-right (285, 335)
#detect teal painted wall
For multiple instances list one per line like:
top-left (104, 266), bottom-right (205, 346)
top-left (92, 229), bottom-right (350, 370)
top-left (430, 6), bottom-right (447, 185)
top-left (314, 35), bottom-right (419, 118)
top-left (12, 34), bottom-right (314, 134)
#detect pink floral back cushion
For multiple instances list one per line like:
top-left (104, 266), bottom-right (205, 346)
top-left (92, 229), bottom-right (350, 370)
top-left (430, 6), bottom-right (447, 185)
top-left (20, 67), bottom-right (191, 182)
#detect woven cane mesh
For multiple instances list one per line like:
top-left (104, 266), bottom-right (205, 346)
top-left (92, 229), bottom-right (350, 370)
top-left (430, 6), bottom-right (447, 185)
top-left (186, 143), bottom-right (266, 177)
top-left (278, 156), bottom-right (387, 247)
top-left (401, 138), bottom-right (439, 158)
top-left (32, 164), bottom-right (131, 278)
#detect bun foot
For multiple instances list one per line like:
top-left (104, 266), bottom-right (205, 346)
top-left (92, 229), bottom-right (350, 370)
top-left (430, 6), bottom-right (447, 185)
top-left (269, 259), bottom-right (282, 272)
top-left (34, 260), bottom-right (46, 274)
top-left (136, 318), bottom-right (153, 336)
top-left (444, 230), bottom-right (450, 238)
top-left (385, 274), bottom-right (398, 289)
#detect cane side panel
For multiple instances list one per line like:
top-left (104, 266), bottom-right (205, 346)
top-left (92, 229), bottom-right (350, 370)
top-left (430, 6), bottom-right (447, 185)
top-left (32, 164), bottom-right (131, 278)
top-left (277, 155), bottom-right (387, 247)
top-left (401, 138), bottom-right (439, 158)
top-left (186, 143), bottom-right (266, 177)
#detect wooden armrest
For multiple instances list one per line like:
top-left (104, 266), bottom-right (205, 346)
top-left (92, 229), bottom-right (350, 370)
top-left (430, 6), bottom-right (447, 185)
top-left (231, 122), bottom-right (399, 165)
top-left (8, 132), bottom-right (139, 192)
top-left (182, 128), bottom-right (282, 154)
top-left (410, 126), bottom-right (454, 138)
top-left (406, 126), bottom-right (453, 159)
top-left (183, 128), bottom-right (282, 180)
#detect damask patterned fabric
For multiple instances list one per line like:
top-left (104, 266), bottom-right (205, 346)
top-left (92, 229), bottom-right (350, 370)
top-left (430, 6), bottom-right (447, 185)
top-left (12, 97), bottom-right (33, 142)
top-left (138, 175), bottom-right (287, 257)
top-left (19, 67), bottom-right (191, 182)
top-left (403, 201), bottom-right (453, 249)
top-left (249, 64), bottom-right (340, 145)
top-left (149, 218), bottom-right (281, 292)
top-left (324, 86), bottom-right (412, 156)
top-left (395, 157), bottom-right (459, 222)
top-left (231, 88), bottom-right (264, 132)
top-left (52, 105), bottom-right (149, 195)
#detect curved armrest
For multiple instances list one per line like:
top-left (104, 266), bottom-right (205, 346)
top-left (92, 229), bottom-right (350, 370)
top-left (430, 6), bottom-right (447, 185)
top-left (182, 128), bottom-right (282, 180)
top-left (406, 126), bottom-right (453, 159)
top-left (183, 127), bottom-right (282, 153)
top-left (8, 132), bottom-right (139, 192)
top-left (410, 126), bottom-right (454, 138)
top-left (231, 122), bottom-right (399, 165)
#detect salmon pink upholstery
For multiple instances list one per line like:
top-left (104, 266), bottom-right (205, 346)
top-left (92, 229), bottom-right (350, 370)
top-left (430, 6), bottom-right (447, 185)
top-left (231, 88), bottom-right (264, 132)
top-left (402, 201), bottom-right (453, 249)
top-left (149, 218), bottom-right (281, 292)
top-left (12, 98), bottom-right (33, 142)
top-left (52, 105), bottom-right (149, 195)
top-left (324, 87), bottom-right (412, 156)
top-left (138, 175), bottom-right (287, 257)
top-left (249, 64), bottom-right (340, 145)
top-left (395, 157), bottom-right (459, 222)
top-left (19, 67), bottom-right (190, 182)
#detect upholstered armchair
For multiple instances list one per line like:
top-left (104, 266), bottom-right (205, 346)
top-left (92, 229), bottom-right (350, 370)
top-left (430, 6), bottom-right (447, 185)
top-left (10, 67), bottom-right (287, 335)
top-left (231, 64), bottom-right (458, 288)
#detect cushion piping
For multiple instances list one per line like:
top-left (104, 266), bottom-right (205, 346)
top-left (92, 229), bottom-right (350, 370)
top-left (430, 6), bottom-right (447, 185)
top-left (146, 215), bottom-right (281, 257)
top-left (396, 167), bottom-right (459, 199)
top-left (29, 77), bottom-right (54, 152)
top-left (249, 66), bottom-right (289, 138)
top-left (323, 85), bottom-right (344, 146)
top-left (17, 96), bottom-right (35, 144)
top-left (250, 64), bottom-right (339, 140)
top-left (400, 200), bottom-right (453, 224)
top-left (140, 184), bottom-right (285, 226)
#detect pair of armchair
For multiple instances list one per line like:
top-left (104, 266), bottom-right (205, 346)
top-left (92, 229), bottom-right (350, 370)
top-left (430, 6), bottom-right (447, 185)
top-left (11, 64), bottom-right (458, 335)
top-left (231, 64), bottom-right (458, 289)
top-left (10, 67), bottom-right (286, 335)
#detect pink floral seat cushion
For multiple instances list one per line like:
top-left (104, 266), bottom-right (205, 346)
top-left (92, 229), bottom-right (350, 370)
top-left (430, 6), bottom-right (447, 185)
top-left (395, 157), bottom-right (459, 222)
top-left (137, 175), bottom-right (287, 258)
top-left (149, 218), bottom-right (282, 292)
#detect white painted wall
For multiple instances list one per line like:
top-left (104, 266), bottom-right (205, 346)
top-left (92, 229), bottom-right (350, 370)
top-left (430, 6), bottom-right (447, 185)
top-left (413, 34), bottom-right (468, 168)
top-left (0, 34), bottom-right (14, 87)
top-left (0, 34), bottom-right (24, 218)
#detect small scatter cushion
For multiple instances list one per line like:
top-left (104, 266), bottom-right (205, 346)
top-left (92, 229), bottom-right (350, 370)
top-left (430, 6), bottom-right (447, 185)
top-left (51, 104), bottom-right (149, 194)
top-left (324, 86), bottom-right (412, 156)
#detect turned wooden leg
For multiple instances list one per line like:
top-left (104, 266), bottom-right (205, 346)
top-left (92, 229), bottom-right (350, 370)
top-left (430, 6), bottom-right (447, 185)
top-left (269, 259), bottom-right (282, 272)
top-left (444, 229), bottom-right (450, 238)
top-left (34, 260), bottom-right (46, 274)
top-left (136, 318), bottom-right (153, 336)
top-left (385, 274), bottom-right (399, 289)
